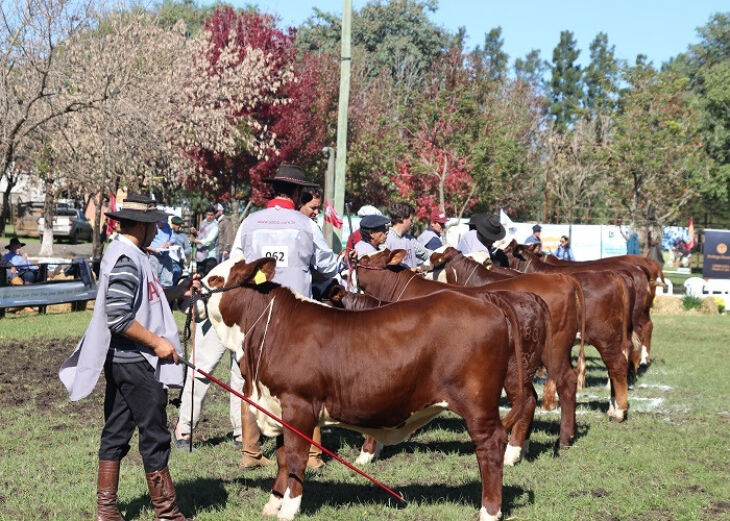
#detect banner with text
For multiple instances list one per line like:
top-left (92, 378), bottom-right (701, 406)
top-left (703, 229), bottom-right (730, 279)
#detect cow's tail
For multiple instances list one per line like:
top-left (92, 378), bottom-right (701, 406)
top-left (573, 276), bottom-right (587, 391)
top-left (499, 298), bottom-right (525, 432)
top-left (611, 272), bottom-right (633, 362)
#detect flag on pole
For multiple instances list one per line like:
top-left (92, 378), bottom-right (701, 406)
top-left (687, 216), bottom-right (696, 250)
top-left (324, 200), bottom-right (343, 229)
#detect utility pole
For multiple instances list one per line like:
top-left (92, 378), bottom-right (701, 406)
top-left (334, 0), bottom-right (352, 242)
top-left (322, 147), bottom-right (338, 250)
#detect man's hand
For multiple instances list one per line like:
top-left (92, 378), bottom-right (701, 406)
top-left (183, 273), bottom-right (202, 298)
top-left (153, 337), bottom-right (179, 363)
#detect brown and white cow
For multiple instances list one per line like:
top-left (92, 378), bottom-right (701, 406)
top-left (507, 242), bottom-right (651, 374)
top-left (499, 244), bottom-right (635, 421)
top-left (356, 249), bottom-right (552, 465)
top-left (326, 261), bottom-right (551, 467)
top-left (536, 247), bottom-right (660, 367)
top-left (355, 249), bottom-right (582, 449)
top-left (206, 257), bottom-right (526, 521)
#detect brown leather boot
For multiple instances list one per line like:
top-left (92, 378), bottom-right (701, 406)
top-left (144, 467), bottom-right (188, 521)
top-left (95, 460), bottom-right (125, 521)
top-left (239, 403), bottom-right (274, 469)
top-left (307, 426), bottom-right (325, 470)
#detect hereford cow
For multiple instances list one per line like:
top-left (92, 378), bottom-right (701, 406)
top-left (326, 265), bottom-right (551, 466)
top-left (355, 250), bottom-right (589, 454)
top-left (507, 242), bottom-right (651, 374)
top-left (364, 247), bottom-right (585, 446)
top-left (204, 257), bottom-right (525, 521)
top-left (536, 247), bottom-right (660, 367)
top-left (495, 245), bottom-right (635, 421)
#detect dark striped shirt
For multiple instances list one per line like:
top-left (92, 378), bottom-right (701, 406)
top-left (105, 255), bottom-right (144, 363)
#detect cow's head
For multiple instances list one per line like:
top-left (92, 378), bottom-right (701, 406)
top-left (428, 246), bottom-right (461, 269)
top-left (321, 282), bottom-right (347, 308)
top-left (358, 248), bottom-right (406, 269)
top-left (195, 258), bottom-right (239, 319)
top-left (226, 257), bottom-right (277, 289)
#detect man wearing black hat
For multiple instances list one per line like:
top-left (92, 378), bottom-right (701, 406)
top-left (59, 194), bottom-right (199, 521)
top-left (230, 163), bottom-right (354, 468)
top-left (524, 224), bottom-right (542, 248)
top-left (354, 214), bottom-right (391, 257)
top-left (457, 213), bottom-right (510, 267)
top-left (3, 237), bottom-right (39, 283)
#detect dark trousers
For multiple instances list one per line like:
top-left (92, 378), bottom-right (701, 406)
top-left (197, 258), bottom-right (217, 277)
top-left (99, 361), bottom-right (171, 472)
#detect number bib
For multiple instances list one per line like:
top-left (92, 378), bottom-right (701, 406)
top-left (261, 245), bottom-right (289, 267)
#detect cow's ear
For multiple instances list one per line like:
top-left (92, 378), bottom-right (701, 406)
top-left (503, 239), bottom-right (517, 254)
top-left (429, 251), bottom-right (446, 268)
top-left (512, 244), bottom-right (527, 261)
top-left (388, 249), bottom-right (407, 266)
top-left (249, 258), bottom-right (276, 284)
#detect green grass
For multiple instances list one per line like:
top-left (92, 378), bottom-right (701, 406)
top-left (0, 315), bottom-right (729, 520)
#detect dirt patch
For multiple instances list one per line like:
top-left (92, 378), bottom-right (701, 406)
top-left (629, 508), bottom-right (675, 521)
top-left (591, 488), bottom-right (610, 498)
top-left (0, 340), bottom-right (103, 411)
top-left (704, 501), bottom-right (730, 516)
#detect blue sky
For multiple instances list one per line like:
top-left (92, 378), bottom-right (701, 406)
top-left (236, 0), bottom-right (728, 67)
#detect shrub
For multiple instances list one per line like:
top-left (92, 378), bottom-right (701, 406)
top-left (714, 297), bottom-right (726, 314)
top-left (682, 295), bottom-right (702, 311)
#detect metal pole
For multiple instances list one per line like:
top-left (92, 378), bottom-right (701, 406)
top-left (333, 0), bottom-right (352, 243)
top-left (323, 147), bottom-right (336, 249)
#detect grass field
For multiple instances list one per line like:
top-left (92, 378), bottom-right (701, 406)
top-left (0, 313), bottom-right (728, 521)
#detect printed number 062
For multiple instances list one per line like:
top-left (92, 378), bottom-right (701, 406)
top-left (265, 251), bottom-right (285, 262)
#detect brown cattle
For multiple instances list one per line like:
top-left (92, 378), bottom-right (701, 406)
top-left (357, 250), bottom-right (585, 454)
top-left (438, 247), bottom-right (635, 423)
top-left (210, 257), bottom-right (524, 521)
top-left (328, 268), bottom-right (551, 466)
top-left (508, 243), bottom-right (651, 373)
top-left (538, 249), bottom-right (660, 366)
top-left (497, 245), bottom-right (635, 421)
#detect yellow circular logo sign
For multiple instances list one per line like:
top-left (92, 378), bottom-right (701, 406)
top-left (717, 243), bottom-right (728, 255)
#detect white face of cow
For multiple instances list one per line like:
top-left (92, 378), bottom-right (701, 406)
top-left (195, 258), bottom-right (239, 320)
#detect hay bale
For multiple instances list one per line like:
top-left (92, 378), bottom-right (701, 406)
top-left (699, 297), bottom-right (720, 316)
top-left (652, 295), bottom-right (685, 315)
top-left (47, 303), bottom-right (72, 314)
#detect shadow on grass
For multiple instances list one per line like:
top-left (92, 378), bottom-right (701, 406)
top-left (230, 476), bottom-right (533, 517)
top-left (121, 477), bottom-right (229, 520)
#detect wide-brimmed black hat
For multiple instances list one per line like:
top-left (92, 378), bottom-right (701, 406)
top-left (470, 213), bottom-right (505, 242)
top-left (360, 215), bottom-right (390, 229)
top-left (262, 164), bottom-right (319, 188)
top-left (5, 237), bottom-right (26, 250)
top-left (104, 194), bottom-right (169, 223)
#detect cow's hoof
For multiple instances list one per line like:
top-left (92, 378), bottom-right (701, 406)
top-left (479, 506), bottom-right (502, 521)
top-left (277, 489), bottom-right (301, 521)
top-left (262, 494), bottom-right (283, 517)
top-left (503, 443), bottom-right (522, 466)
top-left (355, 450), bottom-right (375, 465)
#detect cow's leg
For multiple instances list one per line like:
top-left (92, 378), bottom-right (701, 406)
top-left (262, 441), bottom-right (288, 517)
top-left (502, 360), bottom-right (537, 466)
top-left (355, 436), bottom-right (382, 465)
top-left (594, 341), bottom-right (630, 423)
top-left (552, 357), bottom-right (577, 447)
top-left (544, 335), bottom-right (577, 447)
top-left (464, 415), bottom-right (507, 521)
top-left (277, 406), bottom-right (316, 521)
top-left (639, 318), bottom-right (653, 369)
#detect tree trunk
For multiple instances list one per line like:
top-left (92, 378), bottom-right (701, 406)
top-left (39, 178), bottom-right (56, 257)
top-left (1, 181), bottom-right (16, 237)
top-left (93, 191), bottom-right (104, 259)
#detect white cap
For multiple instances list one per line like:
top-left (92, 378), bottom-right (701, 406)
top-left (357, 205), bottom-right (382, 217)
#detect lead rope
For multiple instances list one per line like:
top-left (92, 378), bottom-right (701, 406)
top-left (393, 272), bottom-right (418, 302)
top-left (253, 297), bottom-right (276, 385)
top-left (462, 263), bottom-right (479, 286)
